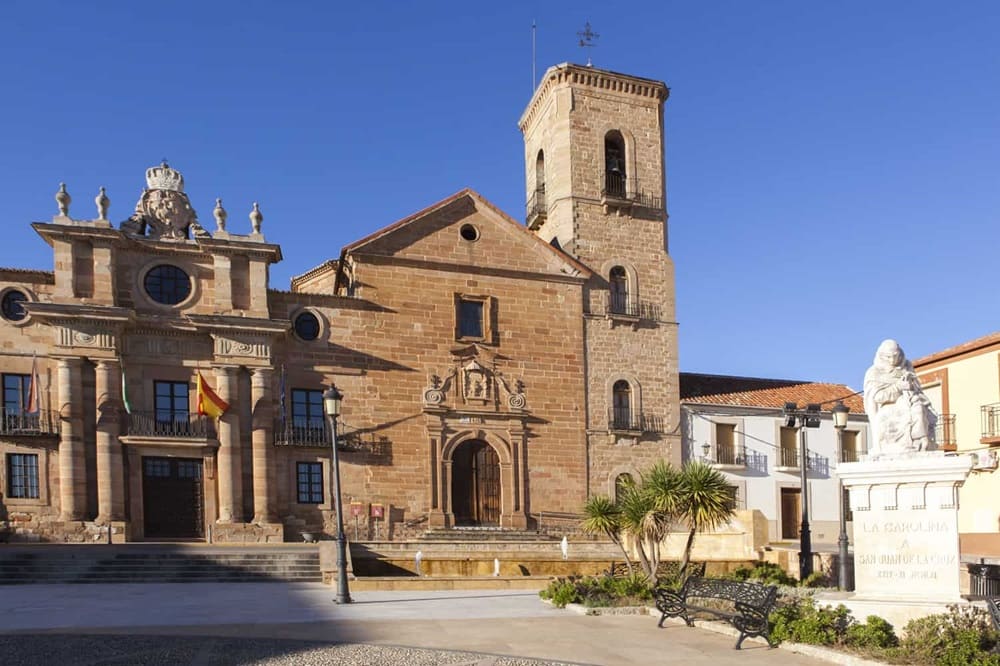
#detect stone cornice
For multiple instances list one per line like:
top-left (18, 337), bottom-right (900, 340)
top-left (31, 221), bottom-right (123, 247)
top-left (518, 63), bottom-right (669, 132)
top-left (290, 260), bottom-right (338, 292)
top-left (183, 313), bottom-right (290, 335)
top-left (351, 252), bottom-right (588, 284)
top-left (195, 236), bottom-right (283, 263)
top-left (26, 302), bottom-right (133, 323)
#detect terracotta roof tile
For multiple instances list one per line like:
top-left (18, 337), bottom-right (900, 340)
top-left (913, 331), bottom-right (1000, 368)
top-left (680, 372), bottom-right (865, 414)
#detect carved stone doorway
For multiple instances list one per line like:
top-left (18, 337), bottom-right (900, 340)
top-left (451, 439), bottom-right (501, 526)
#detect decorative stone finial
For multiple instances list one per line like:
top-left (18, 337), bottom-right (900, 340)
top-left (55, 183), bottom-right (71, 217)
top-left (213, 198), bottom-right (227, 231)
top-left (145, 161), bottom-right (185, 192)
top-left (95, 187), bottom-right (110, 221)
top-left (249, 201), bottom-right (263, 234)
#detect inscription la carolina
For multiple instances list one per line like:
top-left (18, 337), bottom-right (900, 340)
top-left (861, 520), bottom-right (950, 534)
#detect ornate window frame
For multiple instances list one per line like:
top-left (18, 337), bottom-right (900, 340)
top-left (0, 285), bottom-right (36, 327)
top-left (135, 259), bottom-right (200, 311)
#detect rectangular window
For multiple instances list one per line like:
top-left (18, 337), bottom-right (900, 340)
top-left (723, 485), bottom-right (740, 511)
top-left (296, 461), bottom-right (323, 504)
top-left (458, 299), bottom-right (484, 339)
top-left (843, 487), bottom-right (853, 522)
top-left (716, 423), bottom-right (736, 464)
top-left (8, 453), bottom-right (39, 499)
top-left (841, 430), bottom-right (858, 463)
top-left (779, 427), bottom-right (798, 467)
top-left (154, 380), bottom-right (190, 436)
top-left (2, 374), bottom-right (30, 414)
top-left (291, 389), bottom-right (324, 430)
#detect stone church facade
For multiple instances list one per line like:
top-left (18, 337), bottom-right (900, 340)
top-left (0, 63), bottom-right (681, 543)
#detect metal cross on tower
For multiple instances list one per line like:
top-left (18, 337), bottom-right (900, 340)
top-left (577, 21), bottom-right (599, 67)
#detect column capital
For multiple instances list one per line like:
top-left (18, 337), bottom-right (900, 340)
top-left (95, 358), bottom-right (121, 370)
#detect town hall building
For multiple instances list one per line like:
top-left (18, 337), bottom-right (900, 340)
top-left (0, 63), bottom-right (681, 543)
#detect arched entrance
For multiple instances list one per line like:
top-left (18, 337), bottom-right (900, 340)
top-left (451, 439), bottom-right (500, 526)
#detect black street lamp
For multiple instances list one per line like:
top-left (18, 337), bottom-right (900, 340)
top-left (323, 384), bottom-right (352, 604)
top-left (832, 400), bottom-right (852, 591)
top-left (783, 402), bottom-right (822, 581)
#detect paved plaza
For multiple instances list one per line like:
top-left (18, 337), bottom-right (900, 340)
top-left (0, 583), bottom-right (833, 665)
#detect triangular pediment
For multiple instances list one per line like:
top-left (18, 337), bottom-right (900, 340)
top-left (343, 190), bottom-right (589, 279)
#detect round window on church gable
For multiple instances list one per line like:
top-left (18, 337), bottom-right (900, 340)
top-left (1, 289), bottom-right (28, 321)
top-left (144, 265), bottom-right (192, 305)
top-left (459, 224), bottom-right (480, 242)
top-left (293, 311), bottom-right (321, 342)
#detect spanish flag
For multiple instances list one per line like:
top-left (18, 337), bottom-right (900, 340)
top-left (196, 372), bottom-right (229, 418)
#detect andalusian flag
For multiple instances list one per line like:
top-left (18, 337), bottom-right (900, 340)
top-left (196, 372), bottom-right (229, 418)
top-left (25, 353), bottom-right (40, 414)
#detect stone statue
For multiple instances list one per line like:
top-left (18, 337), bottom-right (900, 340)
top-left (863, 339), bottom-right (937, 455)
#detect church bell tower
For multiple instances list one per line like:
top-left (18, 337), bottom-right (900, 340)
top-left (519, 63), bottom-right (681, 493)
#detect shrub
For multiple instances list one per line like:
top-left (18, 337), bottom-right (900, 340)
top-left (539, 577), bottom-right (580, 608)
top-left (539, 573), bottom-right (653, 609)
top-left (800, 571), bottom-right (832, 588)
top-left (730, 562), bottom-right (797, 586)
top-left (769, 597), bottom-right (852, 646)
top-left (900, 605), bottom-right (1000, 665)
top-left (845, 615), bottom-right (898, 650)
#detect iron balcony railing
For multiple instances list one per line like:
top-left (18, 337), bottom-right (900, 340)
top-left (840, 447), bottom-right (860, 463)
top-left (526, 187), bottom-right (547, 227)
top-left (779, 447), bottom-right (799, 468)
top-left (608, 408), bottom-right (663, 433)
top-left (125, 411), bottom-right (212, 439)
top-left (632, 190), bottom-right (663, 210)
top-left (608, 294), bottom-right (663, 320)
top-left (714, 444), bottom-right (746, 466)
top-left (982, 404), bottom-right (1000, 440)
top-left (936, 413), bottom-right (957, 450)
top-left (603, 172), bottom-right (627, 200)
top-left (273, 418), bottom-right (329, 447)
top-left (0, 410), bottom-right (58, 436)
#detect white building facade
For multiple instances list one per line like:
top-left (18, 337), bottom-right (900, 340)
top-left (680, 373), bottom-right (869, 545)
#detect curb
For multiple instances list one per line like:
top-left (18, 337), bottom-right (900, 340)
top-left (649, 607), bottom-right (887, 666)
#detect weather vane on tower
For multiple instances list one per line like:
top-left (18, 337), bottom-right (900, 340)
top-left (577, 21), bottom-right (599, 67)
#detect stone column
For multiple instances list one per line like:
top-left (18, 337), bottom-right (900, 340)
top-left (251, 368), bottom-right (275, 523)
top-left (215, 365), bottom-right (242, 522)
top-left (95, 359), bottom-right (124, 522)
top-left (57, 357), bottom-right (86, 521)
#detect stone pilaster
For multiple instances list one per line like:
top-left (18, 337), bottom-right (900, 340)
top-left (95, 359), bottom-right (124, 522)
top-left (251, 368), bottom-right (275, 523)
top-left (215, 365), bottom-right (242, 522)
top-left (57, 357), bottom-right (86, 521)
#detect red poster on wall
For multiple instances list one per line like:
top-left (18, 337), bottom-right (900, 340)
top-left (370, 503), bottom-right (384, 519)
top-left (350, 502), bottom-right (363, 518)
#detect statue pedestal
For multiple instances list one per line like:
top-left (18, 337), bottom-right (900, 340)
top-left (838, 452), bottom-right (972, 603)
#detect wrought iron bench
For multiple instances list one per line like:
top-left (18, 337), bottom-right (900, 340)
top-left (987, 597), bottom-right (1000, 633)
top-left (654, 576), bottom-right (778, 649)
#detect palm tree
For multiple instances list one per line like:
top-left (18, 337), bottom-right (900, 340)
top-left (581, 494), bottom-right (633, 574)
top-left (675, 461), bottom-right (736, 579)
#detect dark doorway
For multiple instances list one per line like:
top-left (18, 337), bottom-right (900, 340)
top-left (452, 440), bottom-right (500, 526)
top-left (780, 487), bottom-right (801, 540)
top-left (142, 456), bottom-right (204, 539)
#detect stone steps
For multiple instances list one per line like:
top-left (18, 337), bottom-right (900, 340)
top-left (0, 547), bottom-right (321, 584)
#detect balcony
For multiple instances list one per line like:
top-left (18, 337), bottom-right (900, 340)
top-left (713, 444), bottom-right (746, 468)
top-left (608, 408), bottom-right (663, 434)
top-left (982, 404), bottom-right (1000, 444)
top-left (840, 447), bottom-right (860, 463)
top-left (600, 173), bottom-right (663, 214)
top-left (124, 412), bottom-right (213, 439)
top-left (936, 413), bottom-right (957, 451)
top-left (607, 294), bottom-right (662, 322)
top-left (0, 410), bottom-right (58, 437)
top-left (273, 419), bottom-right (328, 447)
top-left (526, 187), bottom-right (547, 230)
top-left (777, 447), bottom-right (799, 470)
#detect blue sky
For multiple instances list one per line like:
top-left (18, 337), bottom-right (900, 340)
top-left (1, 1), bottom-right (997, 388)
